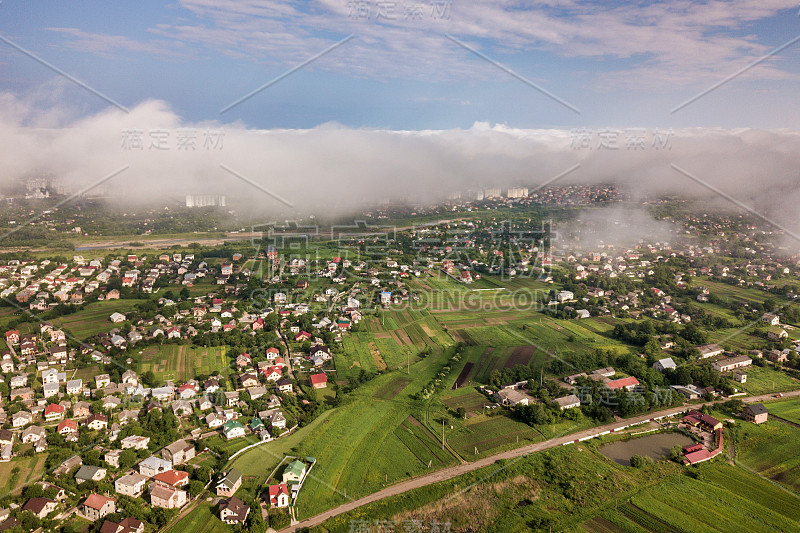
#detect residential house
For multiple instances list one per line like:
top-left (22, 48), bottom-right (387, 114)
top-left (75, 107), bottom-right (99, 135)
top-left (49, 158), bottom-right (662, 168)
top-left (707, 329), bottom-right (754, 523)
top-left (219, 497), bottom-right (249, 525)
top-left (23, 497), bottom-right (57, 519)
top-left (653, 357), bottom-right (677, 372)
top-left (215, 469), bottom-right (242, 497)
top-left (261, 409), bottom-right (286, 429)
top-left (493, 388), bottom-right (534, 406)
top-left (73, 402), bottom-right (91, 418)
top-left (696, 343), bottom-right (725, 359)
top-left (606, 376), bottom-right (640, 392)
top-left (57, 419), bottom-right (78, 435)
top-left (99, 517), bottom-right (144, 533)
top-left (21, 425), bottom-right (45, 443)
top-left (554, 394), bottom-right (581, 410)
top-left (65, 379), bottom-right (82, 397)
top-left (80, 494), bottom-right (116, 521)
top-left (149, 485), bottom-right (186, 509)
top-left (53, 455), bottom-right (82, 476)
top-left (86, 413), bottom-right (109, 430)
top-left (712, 355), bottom-right (752, 372)
top-left (120, 435), bottom-right (150, 450)
top-left (162, 439), bottom-right (195, 466)
top-left (138, 456), bottom-right (172, 478)
top-left (768, 326), bottom-right (788, 341)
top-left (152, 469), bottom-right (189, 490)
top-left (267, 483), bottom-right (290, 508)
top-left (239, 372), bottom-right (259, 389)
top-left (282, 460), bottom-right (306, 484)
top-left (75, 465), bottom-right (107, 484)
top-left (42, 368), bottom-right (59, 385)
top-left (276, 377), bottom-right (293, 394)
top-left (743, 403), bottom-right (769, 424)
top-left (44, 404), bottom-right (66, 422)
top-left (104, 449), bottom-right (122, 468)
top-left (310, 373), bottom-right (327, 389)
top-left (115, 472), bottom-right (147, 498)
top-left (223, 420), bottom-right (245, 439)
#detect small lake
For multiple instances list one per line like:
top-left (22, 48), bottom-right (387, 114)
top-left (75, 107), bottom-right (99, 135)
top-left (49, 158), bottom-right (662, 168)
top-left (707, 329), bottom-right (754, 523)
top-left (599, 432), bottom-right (695, 466)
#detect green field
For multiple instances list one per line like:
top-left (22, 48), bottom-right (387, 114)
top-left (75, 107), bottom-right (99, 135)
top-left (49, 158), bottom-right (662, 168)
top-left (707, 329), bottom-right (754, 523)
top-left (735, 418), bottom-right (800, 492)
top-left (447, 413), bottom-right (544, 459)
top-left (51, 298), bottom-right (147, 339)
top-left (739, 365), bottom-right (800, 396)
top-left (163, 501), bottom-right (229, 533)
top-left (228, 343), bottom-right (467, 520)
top-left (139, 345), bottom-right (230, 383)
top-left (311, 442), bottom-right (800, 533)
top-left (765, 397), bottom-right (800, 424)
top-left (0, 454), bottom-right (48, 497)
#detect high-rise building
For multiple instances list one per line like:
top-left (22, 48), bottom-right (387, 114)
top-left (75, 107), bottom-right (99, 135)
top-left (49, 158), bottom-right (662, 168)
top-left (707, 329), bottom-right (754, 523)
top-left (506, 187), bottom-right (529, 199)
top-left (185, 195), bottom-right (226, 207)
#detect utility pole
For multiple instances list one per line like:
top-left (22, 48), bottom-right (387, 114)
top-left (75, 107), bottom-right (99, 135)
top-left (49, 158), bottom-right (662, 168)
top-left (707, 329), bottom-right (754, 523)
top-left (442, 419), bottom-right (445, 450)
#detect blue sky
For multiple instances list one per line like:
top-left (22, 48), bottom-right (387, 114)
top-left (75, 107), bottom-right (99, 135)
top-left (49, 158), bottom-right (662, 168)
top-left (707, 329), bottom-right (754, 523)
top-left (1, 0), bottom-right (800, 129)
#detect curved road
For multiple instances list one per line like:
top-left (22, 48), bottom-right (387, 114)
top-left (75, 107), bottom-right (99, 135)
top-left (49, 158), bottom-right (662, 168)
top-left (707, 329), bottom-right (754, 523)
top-left (279, 389), bottom-right (800, 532)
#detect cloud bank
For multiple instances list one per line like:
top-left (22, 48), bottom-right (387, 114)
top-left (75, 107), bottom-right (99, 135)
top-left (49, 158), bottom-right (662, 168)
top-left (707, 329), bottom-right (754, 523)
top-left (2, 96), bottom-right (800, 240)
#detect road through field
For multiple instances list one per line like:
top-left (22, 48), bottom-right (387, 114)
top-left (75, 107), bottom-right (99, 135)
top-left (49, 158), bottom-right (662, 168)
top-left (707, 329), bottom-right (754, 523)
top-left (279, 389), bottom-right (800, 532)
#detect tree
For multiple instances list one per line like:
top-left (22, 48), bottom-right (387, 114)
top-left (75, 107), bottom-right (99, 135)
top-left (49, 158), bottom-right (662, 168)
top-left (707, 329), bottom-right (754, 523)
top-left (669, 445), bottom-right (684, 463)
top-left (456, 407), bottom-right (466, 419)
top-left (188, 480), bottom-right (205, 497)
top-left (629, 455), bottom-right (654, 468)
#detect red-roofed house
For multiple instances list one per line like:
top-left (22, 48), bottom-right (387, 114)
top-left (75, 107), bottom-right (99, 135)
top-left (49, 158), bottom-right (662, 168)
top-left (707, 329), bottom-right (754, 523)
top-left (45, 404), bottom-right (66, 422)
top-left (310, 374), bottom-right (327, 389)
top-left (267, 483), bottom-right (290, 508)
top-left (265, 347), bottom-right (280, 359)
top-left (57, 419), bottom-right (78, 435)
top-left (683, 410), bottom-right (722, 431)
top-left (295, 331), bottom-right (311, 342)
top-left (236, 353), bottom-right (251, 368)
top-left (5, 330), bottom-right (19, 345)
top-left (262, 366), bottom-right (283, 381)
top-left (152, 469), bottom-right (189, 489)
top-left (606, 376), bottom-right (640, 392)
top-left (80, 494), bottom-right (115, 521)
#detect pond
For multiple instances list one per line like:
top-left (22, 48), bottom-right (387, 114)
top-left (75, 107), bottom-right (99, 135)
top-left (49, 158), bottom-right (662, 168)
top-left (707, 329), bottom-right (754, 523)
top-left (599, 432), bottom-right (695, 466)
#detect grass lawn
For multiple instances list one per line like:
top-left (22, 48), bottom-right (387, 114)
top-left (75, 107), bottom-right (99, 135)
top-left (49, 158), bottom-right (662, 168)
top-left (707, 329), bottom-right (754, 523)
top-left (0, 454), bottom-right (48, 496)
top-left (51, 298), bottom-right (147, 339)
top-left (164, 500), bottom-right (229, 533)
top-left (735, 418), bottom-right (800, 492)
top-left (739, 365), bottom-right (800, 396)
top-left (140, 344), bottom-right (230, 383)
top-left (764, 397), bottom-right (800, 424)
top-left (446, 413), bottom-right (545, 459)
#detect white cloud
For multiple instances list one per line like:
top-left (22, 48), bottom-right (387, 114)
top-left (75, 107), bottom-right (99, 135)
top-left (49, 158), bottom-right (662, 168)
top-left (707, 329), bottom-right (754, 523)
top-left (2, 96), bottom-right (800, 245)
top-left (46, 0), bottom-right (800, 88)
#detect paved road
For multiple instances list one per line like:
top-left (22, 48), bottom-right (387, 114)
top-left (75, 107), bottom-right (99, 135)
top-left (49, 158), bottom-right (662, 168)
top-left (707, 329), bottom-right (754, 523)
top-left (279, 390), bottom-right (799, 532)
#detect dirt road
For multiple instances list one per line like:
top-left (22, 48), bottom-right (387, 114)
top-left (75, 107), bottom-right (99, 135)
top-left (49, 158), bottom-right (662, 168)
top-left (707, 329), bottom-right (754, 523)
top-left (279, 390), bottom-right (799, 532)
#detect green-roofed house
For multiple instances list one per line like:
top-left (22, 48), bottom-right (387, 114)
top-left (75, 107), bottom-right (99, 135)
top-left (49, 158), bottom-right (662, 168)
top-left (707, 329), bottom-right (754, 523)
top-left (223, 420), bottom-right (245, 440)
top-left (282, 460), bottom-right (306, 485)
top-left (215, 468), bottom-right (242, 497)
top-left (250, 417), bottom-right (265, 432)
top-left (767, 326), bottom-right (788, 341)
